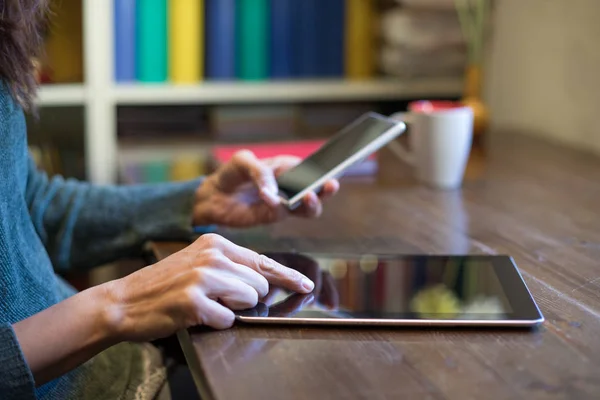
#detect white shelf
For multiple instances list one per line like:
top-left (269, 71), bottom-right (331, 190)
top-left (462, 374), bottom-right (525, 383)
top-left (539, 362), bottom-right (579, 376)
top-left (37, 84), bottom-right (86, 106)
top-left (34, 78), bottom-right (464, 107)
top-left (112, 78), bottom-right (464, 105)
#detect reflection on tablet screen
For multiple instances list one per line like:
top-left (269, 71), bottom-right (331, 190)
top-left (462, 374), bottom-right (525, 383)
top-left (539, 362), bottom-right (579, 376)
top-left (237, 253), bottom-right (517, 321)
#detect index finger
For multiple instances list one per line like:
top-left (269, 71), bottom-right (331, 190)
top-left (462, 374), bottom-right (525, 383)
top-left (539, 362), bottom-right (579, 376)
top-left (220, 241), bottom-right (315, 294)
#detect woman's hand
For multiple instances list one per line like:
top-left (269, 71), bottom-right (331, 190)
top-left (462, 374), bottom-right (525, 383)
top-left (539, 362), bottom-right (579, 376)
top-left (104, 234), bottom-right (314, 341)
top-left (192, 150), bottom-right (339, 228)
top-left (14, 234), bottom-right (310, 386)
top-left (262, 252), bottom-right (339, 310)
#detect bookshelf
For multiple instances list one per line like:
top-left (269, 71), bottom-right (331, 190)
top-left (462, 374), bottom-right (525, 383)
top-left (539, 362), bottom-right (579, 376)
top-left (37, 84), bottom-right (86, 106)
top-left (113, 79), bottom-right (462, 105)
top-left (36, 0), bottom-right (464, 185)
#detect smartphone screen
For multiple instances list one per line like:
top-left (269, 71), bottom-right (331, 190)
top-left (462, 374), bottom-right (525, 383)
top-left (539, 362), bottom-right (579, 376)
top-left (276, 114), bottom-right (398, 202)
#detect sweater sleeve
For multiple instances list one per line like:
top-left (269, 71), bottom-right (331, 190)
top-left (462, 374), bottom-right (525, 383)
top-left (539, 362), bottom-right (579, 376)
top-left (0, 324), bottom-right (36, 400)
top-left (25, 158), bottom-right (202, 272)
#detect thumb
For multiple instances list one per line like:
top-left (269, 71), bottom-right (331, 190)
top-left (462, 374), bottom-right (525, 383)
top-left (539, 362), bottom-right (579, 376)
top-left (227, 150), bottom-right (280, 205)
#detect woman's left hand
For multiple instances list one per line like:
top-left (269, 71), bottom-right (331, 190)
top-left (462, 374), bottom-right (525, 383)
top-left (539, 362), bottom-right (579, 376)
top-left (193, 150), bottom-right (339, 228)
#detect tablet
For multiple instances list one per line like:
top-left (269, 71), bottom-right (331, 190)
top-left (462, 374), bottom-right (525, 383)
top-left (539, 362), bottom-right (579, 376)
top-left (235, 253), bottom-right (544, 328)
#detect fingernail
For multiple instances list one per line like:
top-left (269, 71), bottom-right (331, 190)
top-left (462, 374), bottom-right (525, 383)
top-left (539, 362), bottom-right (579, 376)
top-left (302, 277), bottom-right (315, 292)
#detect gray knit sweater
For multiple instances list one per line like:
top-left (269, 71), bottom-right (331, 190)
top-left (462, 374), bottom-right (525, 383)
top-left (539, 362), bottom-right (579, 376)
top-left (0, 82), bottom-right (201, 399)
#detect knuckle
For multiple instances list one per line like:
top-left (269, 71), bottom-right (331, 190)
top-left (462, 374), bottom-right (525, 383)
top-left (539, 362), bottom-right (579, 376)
top-left (185, 286), bottom-right (199, 304)
top-left (193, 269), bottom-right (207, 286)
top-left (199, 233), bottom-right (223, 248)
top-left (204, 248), bottom-right (224, 265)
top-left (233, 149), bottom-right (253, 162)
top-left (248, 164), bottom-right (270, 184)
top-left (257, 254), bottom-right (276, 273)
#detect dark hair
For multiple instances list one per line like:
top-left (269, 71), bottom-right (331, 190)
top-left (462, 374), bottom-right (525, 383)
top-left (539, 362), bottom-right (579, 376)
top-left (0, 0), bottom-right (49, 110)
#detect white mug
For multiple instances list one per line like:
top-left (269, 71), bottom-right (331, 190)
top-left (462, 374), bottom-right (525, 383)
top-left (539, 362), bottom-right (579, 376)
top-left (389, 101), bottom-right (474, 189)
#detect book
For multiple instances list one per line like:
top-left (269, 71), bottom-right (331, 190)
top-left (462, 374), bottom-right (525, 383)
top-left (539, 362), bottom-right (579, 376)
top-left (170, 158), bottom-right (205, 181)
top-left (114, 0), bottom-right (136, 82)
top-left (205, 0), bottom-right (236, 80)
top-left (121, 162), bottom-right (143, 184)
top-left (142, 160), bottom-right (171, 183)
top-left (137, 0), bottom-right (168, 82)
top-left (44, 0), bottom-right (83, 83)
top-left (269, 0), bottom-right (293, 78)
top-left (318, 0), bottom-right (345, 77)
top-left (345, 0), bottom-right (376, 79)
top-left (213, 141), bottom-right (326, 164)
top-left (169, 0), bottom-right (203, 83)
top-left (236, 0), bottom-right (269, 80)
top-left (292, 0), bottom-right (319, 77)
top-left (212, 140), bottom-right (377, 177)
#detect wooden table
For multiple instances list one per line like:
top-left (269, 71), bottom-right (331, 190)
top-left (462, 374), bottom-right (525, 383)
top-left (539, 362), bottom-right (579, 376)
top-left (151, 133), bottom-right (600, 400)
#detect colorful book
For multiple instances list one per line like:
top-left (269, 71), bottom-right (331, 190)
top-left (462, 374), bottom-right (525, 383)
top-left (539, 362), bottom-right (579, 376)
top-left (143, 160), bottom-right (171, 183)
top-left (137, 0), bottom-right (168, 82)
top-left (169, 0), bottom-right (203, 83)
top-left (121, 162), bottom-right (143, 184)
top-left (213, 141), bottom-right (326, 163)
top-left (318, 0), bottom-right (345, 77)
top-left (269, 0), bottom-right (293, 78)
top-left (170, 158), bottom-right (204, 181)
top-left (236, 0), bottom-right (269, 80)
top-left (205, 0), bottom-right (236, 79)
top-left (44, 0), bottom-right (83, 82)
top-left (114, 0), bottom-right (136, 82)
top-left (345, 0), bottom-right (376, 80)
top-left (212, 141), bottom-right (377, 177)
top-left (292, 0), bottom-right (319, 77)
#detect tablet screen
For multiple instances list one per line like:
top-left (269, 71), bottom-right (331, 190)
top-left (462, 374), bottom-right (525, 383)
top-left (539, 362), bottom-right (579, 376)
top-left (236, 254), bottom-right (542, 322)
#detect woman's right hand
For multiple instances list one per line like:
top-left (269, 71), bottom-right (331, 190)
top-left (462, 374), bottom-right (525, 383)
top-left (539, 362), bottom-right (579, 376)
top-left (103, 234), bottom-right (315, 342)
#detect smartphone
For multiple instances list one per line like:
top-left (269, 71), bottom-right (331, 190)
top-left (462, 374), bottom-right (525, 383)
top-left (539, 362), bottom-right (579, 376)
top-left (276, 112), bottom-right (407, 210)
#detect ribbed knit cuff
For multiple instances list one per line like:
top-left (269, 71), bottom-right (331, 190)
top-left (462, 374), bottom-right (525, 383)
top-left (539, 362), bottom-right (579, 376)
top-left (0, 324), bottom-right (36, 400)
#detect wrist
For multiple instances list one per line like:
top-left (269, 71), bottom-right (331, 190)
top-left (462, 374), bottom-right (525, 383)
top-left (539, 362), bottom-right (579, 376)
top-left (193, 177), bottom-right (217, 226)
top-left (12, 285), bottom-right (126, 385)
top-left (94, 281), bottom-right (129, 343)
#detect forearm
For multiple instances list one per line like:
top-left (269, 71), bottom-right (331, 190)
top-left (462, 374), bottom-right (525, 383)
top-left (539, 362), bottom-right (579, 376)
top-left (64, 180), bottom-right (199, 270)
top-left (12, 284), bottom-right (120, 386)
top-left (26, 156), bottom-right (201, 271)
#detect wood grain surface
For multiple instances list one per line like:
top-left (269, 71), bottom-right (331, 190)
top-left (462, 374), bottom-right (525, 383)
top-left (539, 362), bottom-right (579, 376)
top-left (152, 132), bottom-right (600, 400)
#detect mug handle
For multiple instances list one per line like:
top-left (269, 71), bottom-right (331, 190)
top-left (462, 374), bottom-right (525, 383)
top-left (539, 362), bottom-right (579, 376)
top-left (388, 112), bottom-right (415, 165)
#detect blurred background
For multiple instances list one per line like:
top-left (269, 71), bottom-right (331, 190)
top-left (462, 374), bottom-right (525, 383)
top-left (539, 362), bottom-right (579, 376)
top-left (30, 0), bottom-right (600, 289)
top-left (29, 0), bottom-right (600, 185)
top-left (29, 0), bottom-right (466, 185)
